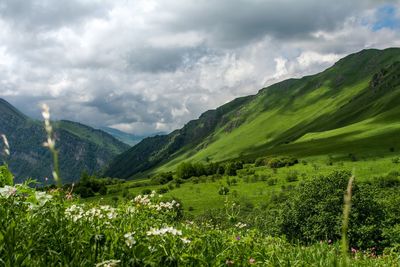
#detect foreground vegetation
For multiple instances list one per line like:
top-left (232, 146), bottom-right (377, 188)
top-left (1, 164), bottom-right (400, 266)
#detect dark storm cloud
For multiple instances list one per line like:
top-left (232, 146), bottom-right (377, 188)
top-left (156, 0), bottom-right (384, 47)
top-left (126, 46), bottom-right (208, 73)
top-left (0, 0), bottom-right (109, 31)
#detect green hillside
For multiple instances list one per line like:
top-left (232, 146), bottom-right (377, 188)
top-left (105, 48), bottom-right (400, 179)
top-left (0, 99), bottom-right (129, 183)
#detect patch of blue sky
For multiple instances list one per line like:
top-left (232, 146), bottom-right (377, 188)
top-left (372, 4), bottom-right (400, 31)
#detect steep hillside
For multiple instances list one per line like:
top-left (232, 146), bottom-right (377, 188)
top-left (105, 48), bottom-right (400, 179)
top-left (0, 99), bottom-right (129, 183)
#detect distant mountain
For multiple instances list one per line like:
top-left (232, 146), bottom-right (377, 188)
top-left (105, 48), bottom-right (400, 179)
top-left (0, 99), bottom-right (129, 183)
top-left (99, 127), bottom-right (165, 146)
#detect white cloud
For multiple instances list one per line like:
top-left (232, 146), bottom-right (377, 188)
top-left (0, 1), bottom-right (399, 134)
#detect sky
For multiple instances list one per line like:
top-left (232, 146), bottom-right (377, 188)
top-left (0, 0), bottom-right (400, 135)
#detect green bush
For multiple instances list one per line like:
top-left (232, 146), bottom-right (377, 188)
top-left (218, 186), bottom-right (230, 195)
top-left (285, 171), bottom-right (299, 182)
top-left (157, 187), bottom-right (169, 194)
top-left (267, 178), bottom-right (277, 186)
top-left (141, 188), bottom-right (152, 195)
top-left (281, 171), bottom-right (384, 250)
top-left (0, 165), bottom-right (13, 187)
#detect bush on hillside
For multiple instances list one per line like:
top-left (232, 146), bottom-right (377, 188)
top-left (281, 171), bottom-right (384, 250)
top-left (151, 172), bottom-right (174, 185)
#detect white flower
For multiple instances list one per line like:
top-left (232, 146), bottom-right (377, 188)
top-left (147, 226), bottom-right (182, 236)
top-left (35, 191), bottom-right (53, 206)
top-left (235, 222), bottom-right (247, 229)
top-left (181, 237), bottom-right (191, 244)
top-left (124, 232), bottom-right (136, 248)
top-left (0, 185), bottom-right (17, 198)
top-left (41, 104), bottom-right (50, 120)
top-left (95, 260), bottom-right (121, 267)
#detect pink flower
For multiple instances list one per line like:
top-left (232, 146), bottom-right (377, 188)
top-left (249, 258), bottom-right (256, 264)
top-left (351, 247), bottom-right (358, 254)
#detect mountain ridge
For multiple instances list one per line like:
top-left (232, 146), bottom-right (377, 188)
top-left (105, 48), bottom-right (400, 179)
top-left (0, 99), bottom-right (129, 182)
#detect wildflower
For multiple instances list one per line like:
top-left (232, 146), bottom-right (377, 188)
top-left (35, 191), bottom-right (53, 206)
top-left (0, 185), bottom-right (17, 198)
top-left (328, 239), bottom-right (332, 244)
top-left (146, 226), bottom-right (182, 236)
top-left (124, 232), bottom-right (136, 248)
top-left (180, 237), bottom-right (191, 244)
top-left (41, 104), bottom-right (55, 149)
top-left (95, 260), bottom-right (121, 267)
top-left (249, 258), bottom-right (256, 264)
top-left (235, 222), bottom-right (247, 229)
top-left (41, 103), bottom-right (60, 186)
top-left (1, 134), bottom-right (10, 156)
top-left (236, 236), bottom-right (241, 241)
top-left (226, 259), bottom-right (234, 266)
top-left (351, 247), bottom-right (358, 254)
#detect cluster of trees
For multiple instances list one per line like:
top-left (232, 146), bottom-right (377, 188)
top-left (176, 161), bottom-right (244, 179)
top-left (74, 171), bottom-right (125, 198)
top-left (254, 156), bottom-right (298, 168)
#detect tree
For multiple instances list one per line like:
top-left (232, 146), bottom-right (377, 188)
top-left (176, 162), bottom-right (195, 179)
top-left (280, 171), bottom-right (384, 250)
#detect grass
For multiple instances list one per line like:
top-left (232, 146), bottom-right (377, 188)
top-left (96, 156), bottom-right (400, 217)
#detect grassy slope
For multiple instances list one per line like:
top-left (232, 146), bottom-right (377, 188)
top-left (104, 48), bottom-right (400, 179)
top-left (56, 120), bottom-right (129, 154)
top-left (151, 48), bottom-right (400, 173)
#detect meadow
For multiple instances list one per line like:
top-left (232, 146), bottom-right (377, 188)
top-left (1, 90), bottom-right (400, 266)
top-left (100, 156), bottom-right (399, 215)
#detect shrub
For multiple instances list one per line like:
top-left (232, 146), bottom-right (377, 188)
top-left (157, 187), bottom-right (169, 194)
top-left (281, 171), bottom-right (384, 250)
top-left (267, 157), bottom-right (299, 168)
top-left (286, 171), bottom-right (298, 182)
top-left (151, 172), bottom-right (174, 185)
top-left (0, 165), bottom-right (13, 187)
top-left (141, 188), bottom-right (152, 195)
top-left (255, 157), bottom-right (266, 167)
top-left (98, 185), bottom-right (107, 195)
top-left (218, 186), bottom-right (230, 195)
top-left (374, 174), bottom-right (400, 188)
top-left (267, 178), bottom-right (277, 186)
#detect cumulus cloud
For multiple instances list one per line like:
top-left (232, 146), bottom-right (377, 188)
top-left (0, 0), bottom-right (399, 135)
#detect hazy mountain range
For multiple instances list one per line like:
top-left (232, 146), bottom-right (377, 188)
top-left (0, 98), bottom-right (129, 183)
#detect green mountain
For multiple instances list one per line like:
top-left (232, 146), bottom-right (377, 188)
top-left (105, 48), bottom-right (400, 179)
top-left (0, 99), bottom-right (129, 183)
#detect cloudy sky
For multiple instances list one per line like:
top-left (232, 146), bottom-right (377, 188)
top-left (0, 0), bottom-right (400, 135)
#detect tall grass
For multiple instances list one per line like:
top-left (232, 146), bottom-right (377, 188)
top-left (341, 173), bottom-right (355, 266)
